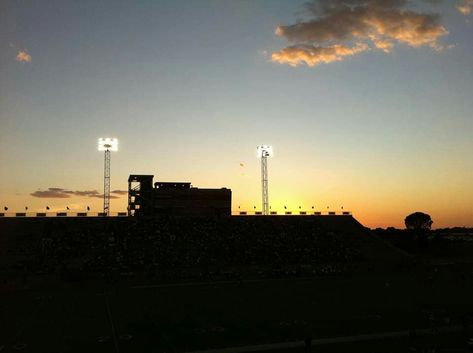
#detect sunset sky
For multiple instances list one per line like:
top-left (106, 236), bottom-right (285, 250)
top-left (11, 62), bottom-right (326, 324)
top-left (1, 0), bottom-right (473, 228)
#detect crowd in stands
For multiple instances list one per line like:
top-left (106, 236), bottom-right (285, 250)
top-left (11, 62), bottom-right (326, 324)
top-left (4, 217), bottom-right (364, 281)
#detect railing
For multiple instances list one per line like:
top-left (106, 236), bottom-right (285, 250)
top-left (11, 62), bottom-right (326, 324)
top-left (237, 211), bottom-right (352, 216)
top-left (0, 212), bottom-right (129, 218)
top-left (0, 211), bottom-right (352, 218)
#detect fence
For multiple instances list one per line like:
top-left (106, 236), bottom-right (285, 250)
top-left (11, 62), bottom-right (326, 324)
top-left (0, 212), bottom-right (128, 218)
top-left (0, 211), bottom-right (352, 218)
top-left (237, 211), bottom-right (351, 216)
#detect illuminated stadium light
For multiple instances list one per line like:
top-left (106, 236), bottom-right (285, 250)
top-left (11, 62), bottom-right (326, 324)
top-left (98, 138), bottom-right (118, 216)
top-left (256, 145), bottom-right (273, 158)
top-left (98, 138), bottom-right (118, 151)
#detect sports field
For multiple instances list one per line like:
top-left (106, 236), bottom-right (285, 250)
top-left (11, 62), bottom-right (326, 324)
top-left (1, 264), bottom-right (473, 353)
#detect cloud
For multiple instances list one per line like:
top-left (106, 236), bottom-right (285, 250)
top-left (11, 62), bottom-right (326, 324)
top-left (272, 43), bottom-right (369, 67)
top-left (31, 188), bottom-right (124, 199)
top-left (89, 194), bottom-right (120, 199)
top-left (31, 188), bottom-right (71, 198)
top-left (271, 0), bottom-right (449, 68)
top-left (67, 190), bottom-right (100, 196)
top-left (457, 0), bottom-right (473, 15)
top-left (16, 50), bottom-right (32, 63)
top-left (111, 190), bottom-right (128, 195)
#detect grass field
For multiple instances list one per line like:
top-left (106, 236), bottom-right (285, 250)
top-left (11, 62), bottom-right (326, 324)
top-left (1, 264), bottom-right (473, 353)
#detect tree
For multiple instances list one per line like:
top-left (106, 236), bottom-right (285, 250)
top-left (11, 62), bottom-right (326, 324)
top-left (405, 212), bottom-right (433, 231)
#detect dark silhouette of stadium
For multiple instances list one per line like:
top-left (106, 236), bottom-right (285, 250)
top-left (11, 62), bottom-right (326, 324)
top-left (1, 175), bottom-right (473, 353)
top-left (128, 174), bottom-right (231, 217)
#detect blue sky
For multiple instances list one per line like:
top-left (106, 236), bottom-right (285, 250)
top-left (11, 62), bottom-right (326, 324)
top-left (1, 0), bottom-right (473, 227)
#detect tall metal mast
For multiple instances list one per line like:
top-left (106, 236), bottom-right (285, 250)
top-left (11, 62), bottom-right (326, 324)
top-left (103, 149), bottom-right (111, 215)
top-left (257, 145), bottom-right (273, 216)
top-left (98, 138), bottom-right (118, 216)
top-left (261, 153), bottom-right (269, 215)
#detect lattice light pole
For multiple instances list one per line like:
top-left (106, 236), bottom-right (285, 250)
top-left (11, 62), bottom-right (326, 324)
top-left (98, 138), bottom-right (118, 216)
top-left (256, 145), bottom-right (273, 216)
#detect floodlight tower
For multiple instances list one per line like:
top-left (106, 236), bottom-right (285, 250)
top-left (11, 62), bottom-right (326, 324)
top-left (256, 145), bottom-right (273, 216)
top-left (98, 138), bottom-right (118, 216)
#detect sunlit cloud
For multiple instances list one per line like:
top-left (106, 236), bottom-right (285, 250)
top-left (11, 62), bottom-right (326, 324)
top-left (16, 50), bottom-right (32, 63)
top-left (372, 38), bottom-right (395, 53)
top-left (272, 43), bottom-right (369, 67)
top-left (271, 0), bottom-right (449, 68)
top-left (457, 0), bottom-right (473, 15)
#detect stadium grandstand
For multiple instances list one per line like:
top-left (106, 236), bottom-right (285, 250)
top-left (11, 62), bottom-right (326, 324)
top-left (2, 215), bottom-right (473, 353)
top-left (0, 214), bottom-right (405, 284)
top-left (3, 176), bottom-right (473, 353)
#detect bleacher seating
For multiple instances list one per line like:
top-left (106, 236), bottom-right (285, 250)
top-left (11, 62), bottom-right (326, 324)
top-left (0, 216), bottom-right (392, 281)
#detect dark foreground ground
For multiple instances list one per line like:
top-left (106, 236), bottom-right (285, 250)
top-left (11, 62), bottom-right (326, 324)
top-left (1, 264), bottom-right (473, 353)
top-left (1, 217), bottom-right (473, 352)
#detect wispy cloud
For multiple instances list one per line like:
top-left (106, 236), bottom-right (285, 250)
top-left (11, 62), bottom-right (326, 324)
top-left (111, 190), bottom-right (128, 195)
top-left (271, 0), bottom-right (449, 68)
top-left (31, 188), bottom-right (71, 198)
top-left (89, 194), bottom-right (121, 199)
top-left (31, 188), bottom-right (126, 199)
top-left (67, 190), bottom-right (100, 196)
top-left (457, 0), bottom-right (473, 15)
top-left (272, 43), bottom-right (369, 67)
top-left (16, 50), bottom-right (32, 63)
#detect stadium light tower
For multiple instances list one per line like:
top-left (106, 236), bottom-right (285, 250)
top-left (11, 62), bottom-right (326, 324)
top-left (256, 145), bottom-right (273, 216)
top-left (98, 138), bottom-right (118, 216)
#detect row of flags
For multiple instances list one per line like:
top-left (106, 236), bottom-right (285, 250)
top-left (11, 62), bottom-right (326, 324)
top-left (239, 206), bottom-right (344, 210)
top-left (4, 206), bottom-right (91, 211)
top-left (6, 205), bottom-right (345, 211)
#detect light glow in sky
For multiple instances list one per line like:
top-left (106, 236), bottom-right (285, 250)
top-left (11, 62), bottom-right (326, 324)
top-left (98, 138), bottom-right (118, 152)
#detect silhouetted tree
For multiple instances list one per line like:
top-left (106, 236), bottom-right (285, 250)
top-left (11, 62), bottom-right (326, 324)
top-left (405, 212), bottom-right (433, 231)
top-left (405, 212), bottom-right (433, 246)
